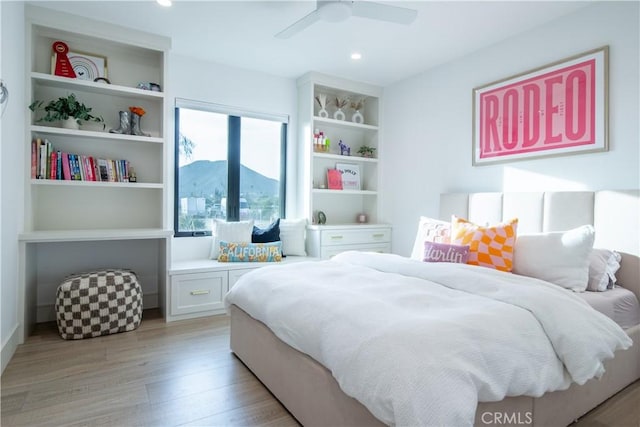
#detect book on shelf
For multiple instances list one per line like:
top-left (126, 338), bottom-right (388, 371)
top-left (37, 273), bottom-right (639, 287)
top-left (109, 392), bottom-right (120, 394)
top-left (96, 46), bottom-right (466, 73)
top-left (327, 168), bottom-right (343, 190)
top-left (31, 140), bottom-right (37, 179)
top-left (62, 152), bottom-right (71, 180)
top-left (30, 138), bottom-right (135, 183)
top-left (56, 150), bottom-right (62, 180)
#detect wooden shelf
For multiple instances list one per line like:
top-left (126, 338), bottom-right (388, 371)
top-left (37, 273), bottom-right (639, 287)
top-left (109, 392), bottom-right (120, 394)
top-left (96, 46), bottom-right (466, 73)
top-left (31, 72), bottom-right (164, 100)
top-left (312, 116), bottom-right (378, 131)
top-left (30, 179), bottom-right (163, 189)
top-left (19, 228), bottom-right (172, 243)
top-left (312, 152), bottom-right (378, 163)
top-left (312, 189), bottom-right (377, 196)
top-left (30, 125), bottom-right (164, 144)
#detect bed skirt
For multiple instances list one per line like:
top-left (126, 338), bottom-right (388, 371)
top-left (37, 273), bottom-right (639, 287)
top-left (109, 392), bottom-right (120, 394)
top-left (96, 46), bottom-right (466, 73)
top-left (229, 304), bottom-right (640, 427)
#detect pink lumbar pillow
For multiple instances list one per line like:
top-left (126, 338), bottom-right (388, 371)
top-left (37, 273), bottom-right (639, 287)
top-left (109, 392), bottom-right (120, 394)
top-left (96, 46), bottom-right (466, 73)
top-left (423, 241), bottom-right (470, 264)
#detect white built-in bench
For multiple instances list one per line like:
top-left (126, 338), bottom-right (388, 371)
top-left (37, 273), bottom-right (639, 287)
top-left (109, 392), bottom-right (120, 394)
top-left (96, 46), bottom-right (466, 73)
top-left (168, 236), bottom-right (315, 321)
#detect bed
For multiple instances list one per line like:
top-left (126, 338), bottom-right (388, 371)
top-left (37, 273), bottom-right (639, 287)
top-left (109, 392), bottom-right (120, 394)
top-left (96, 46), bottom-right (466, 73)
top-left (225, 190), bottom-right (640, 427)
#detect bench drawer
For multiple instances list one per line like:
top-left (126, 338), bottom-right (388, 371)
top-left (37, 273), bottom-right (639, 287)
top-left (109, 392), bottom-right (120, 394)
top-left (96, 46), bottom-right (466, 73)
top-left (170, 271), bottom-right (228, 316)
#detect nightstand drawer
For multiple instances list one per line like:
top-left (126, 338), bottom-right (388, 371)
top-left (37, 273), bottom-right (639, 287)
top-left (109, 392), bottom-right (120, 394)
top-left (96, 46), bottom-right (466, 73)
top-left (321, 228), bottom-right (391, 246)
top-left (170, 271), bottom-right (228, 316)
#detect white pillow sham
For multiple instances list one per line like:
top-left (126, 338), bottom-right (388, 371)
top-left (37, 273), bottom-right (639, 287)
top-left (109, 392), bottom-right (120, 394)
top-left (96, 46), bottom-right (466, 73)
top-left (209, 219), bottom-right (254, 259)
top-left (512, 225), bottom-right (595, 292)
top-left (279, 218), bottom-right (307, 256)
top-left (410, 216), bottom-right (451, 260)
top-left (587, 249), bottom-right (622, 292)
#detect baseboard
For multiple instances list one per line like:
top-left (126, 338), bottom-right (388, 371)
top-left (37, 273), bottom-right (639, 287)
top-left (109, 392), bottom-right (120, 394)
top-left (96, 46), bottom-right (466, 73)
top-left (1, 324), bottom-right (20, 374)
top-left (36, 292), bottom-right (159, 323)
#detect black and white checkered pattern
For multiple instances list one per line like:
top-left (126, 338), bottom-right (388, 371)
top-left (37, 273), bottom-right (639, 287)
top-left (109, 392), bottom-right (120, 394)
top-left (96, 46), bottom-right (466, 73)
top-left (55, 269), bottom-right (143, 340)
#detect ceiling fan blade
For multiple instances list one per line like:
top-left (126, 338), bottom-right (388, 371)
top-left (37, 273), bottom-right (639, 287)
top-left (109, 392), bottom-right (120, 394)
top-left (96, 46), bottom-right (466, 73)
top-left (352, 1), bottom-right (417, 25)
top-left (275, 10), bottom-right (321, 39)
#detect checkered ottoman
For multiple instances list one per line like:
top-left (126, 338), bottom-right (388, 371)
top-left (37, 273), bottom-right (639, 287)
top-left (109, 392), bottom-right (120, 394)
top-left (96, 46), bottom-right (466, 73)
top-left (55, 269), bottom-right (143, 340)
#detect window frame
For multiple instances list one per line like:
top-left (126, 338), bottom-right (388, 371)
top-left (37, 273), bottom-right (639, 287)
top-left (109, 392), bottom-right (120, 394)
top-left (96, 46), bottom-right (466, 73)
top-left (173, 99), bottom-right (287, 237)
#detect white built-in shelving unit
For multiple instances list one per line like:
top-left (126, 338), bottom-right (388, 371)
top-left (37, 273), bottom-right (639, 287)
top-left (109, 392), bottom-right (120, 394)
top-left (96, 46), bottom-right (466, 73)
top-left (18, 6), bottom-right (172, 340)
top-left (297, 72), bottom-right (391, 257)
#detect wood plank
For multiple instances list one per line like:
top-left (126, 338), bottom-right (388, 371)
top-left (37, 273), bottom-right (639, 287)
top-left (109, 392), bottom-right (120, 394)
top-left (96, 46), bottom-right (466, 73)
top-left (1, 309), bottom-right (637, 426)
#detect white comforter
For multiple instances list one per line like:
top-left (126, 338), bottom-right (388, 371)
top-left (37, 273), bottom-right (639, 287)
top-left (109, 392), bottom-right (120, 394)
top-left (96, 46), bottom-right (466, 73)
top-left (224, 251), bottom-right (632, 427)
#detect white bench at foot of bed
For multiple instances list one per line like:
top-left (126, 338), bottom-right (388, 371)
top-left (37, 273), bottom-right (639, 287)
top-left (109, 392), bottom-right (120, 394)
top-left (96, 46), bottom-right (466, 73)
top-left (167, 256), bottom-right (316, 321)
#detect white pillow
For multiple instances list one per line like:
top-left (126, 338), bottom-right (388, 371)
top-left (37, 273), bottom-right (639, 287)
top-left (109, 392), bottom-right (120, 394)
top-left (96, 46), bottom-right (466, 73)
top-left (512, 225), bottom-right (595, 292)
top-left (279, 218), bottom-right (307, 256)
top-left (587, 249), bottom-right (622, 292)
top-left (410, 216), bottom-right (451, 260)
top-left (209, 219), bottom-right (254, 259)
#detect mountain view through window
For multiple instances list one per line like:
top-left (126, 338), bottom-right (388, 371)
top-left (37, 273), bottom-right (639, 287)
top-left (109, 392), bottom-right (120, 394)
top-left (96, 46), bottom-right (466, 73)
top-left (175, 104), bottom-right (286, 236)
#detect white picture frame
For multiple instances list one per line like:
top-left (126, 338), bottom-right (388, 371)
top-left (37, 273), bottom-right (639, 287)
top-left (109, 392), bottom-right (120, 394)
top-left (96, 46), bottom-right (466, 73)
top-left (67, 51), bottom-right (108, 81)
top-left (336, 163), bottom-right (361, 190)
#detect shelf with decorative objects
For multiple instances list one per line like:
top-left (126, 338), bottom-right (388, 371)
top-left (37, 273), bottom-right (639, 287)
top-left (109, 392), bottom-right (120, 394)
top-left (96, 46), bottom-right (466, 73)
top-left (17, 6), bottom-right (173, 340)
top-left (26, 9), bottom-right (169, 233)
top-left (297, 72), bottom-right (390, 254)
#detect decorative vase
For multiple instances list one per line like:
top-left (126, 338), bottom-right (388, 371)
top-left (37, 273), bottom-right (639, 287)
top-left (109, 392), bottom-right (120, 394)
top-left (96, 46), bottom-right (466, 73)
top-left (131, 113), bottom-right (150, 137)
top-left (61, 117), bottom-right (79, 130)
top-left (109, 111), bottom-right (131, 134)
top-left (315, 93), bottom-right (329, 118)
top-left (333, 108), bottom-right (345, 121)
top-left (352, 110), bottom-right (364, 124)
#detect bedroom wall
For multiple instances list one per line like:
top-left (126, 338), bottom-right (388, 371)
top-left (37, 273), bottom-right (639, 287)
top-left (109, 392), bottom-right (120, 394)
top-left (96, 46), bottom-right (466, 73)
top-left (168, 54), bottom-right (297, 259)
top-left (1, 1), bottom-right (26, 373)
top-left (381, 1), bottom-right (639, 256)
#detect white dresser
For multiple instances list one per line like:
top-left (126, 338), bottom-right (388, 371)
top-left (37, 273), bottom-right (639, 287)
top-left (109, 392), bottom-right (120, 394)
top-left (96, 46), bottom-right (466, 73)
top-left (306, 224), bottom-right (392, 259)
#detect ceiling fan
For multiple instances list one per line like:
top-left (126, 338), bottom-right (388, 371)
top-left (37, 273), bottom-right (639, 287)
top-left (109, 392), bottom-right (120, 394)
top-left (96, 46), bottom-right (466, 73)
top-left (275, 0), bottom-right (418, 39)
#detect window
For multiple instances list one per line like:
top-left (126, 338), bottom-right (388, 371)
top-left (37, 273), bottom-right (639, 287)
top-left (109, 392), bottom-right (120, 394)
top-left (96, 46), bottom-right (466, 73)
top-left (174, 99), bottom-right (287, 236)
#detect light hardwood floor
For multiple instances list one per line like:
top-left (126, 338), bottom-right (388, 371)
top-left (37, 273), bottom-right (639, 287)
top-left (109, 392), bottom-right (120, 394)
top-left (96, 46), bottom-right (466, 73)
top-left (1, 310), bottom-right (638, 426)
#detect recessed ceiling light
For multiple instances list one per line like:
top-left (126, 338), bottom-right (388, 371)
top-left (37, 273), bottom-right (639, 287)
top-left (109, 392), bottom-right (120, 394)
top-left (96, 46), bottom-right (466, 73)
top-left (351, 52), bottom-right (362, 60)
top-left (157, 0), bottom-right (172, 7)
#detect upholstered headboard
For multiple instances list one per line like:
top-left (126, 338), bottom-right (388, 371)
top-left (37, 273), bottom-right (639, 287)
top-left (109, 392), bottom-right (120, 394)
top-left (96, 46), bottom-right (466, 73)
top-left (440, 190), bottom-right (640, 299)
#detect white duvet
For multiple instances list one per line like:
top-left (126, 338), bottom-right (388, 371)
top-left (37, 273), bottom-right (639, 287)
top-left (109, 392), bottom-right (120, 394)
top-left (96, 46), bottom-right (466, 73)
top-left (224, 251), bottom-right (632, 427)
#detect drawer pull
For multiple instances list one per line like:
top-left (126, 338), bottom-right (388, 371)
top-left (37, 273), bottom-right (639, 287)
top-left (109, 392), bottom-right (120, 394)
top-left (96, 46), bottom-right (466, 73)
top-left (190, 290), bottom-right (210, 296)
top-left (372, 233), bottom-right (385, 238)
top-left (330, 235), bottom-right (344, 240)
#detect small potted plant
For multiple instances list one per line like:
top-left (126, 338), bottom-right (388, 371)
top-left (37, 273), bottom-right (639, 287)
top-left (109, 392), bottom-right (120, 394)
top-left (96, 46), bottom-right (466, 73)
top-left (357, 145), bottom-right (376, 158)
top-left (29, 93), bottom-right (104, 130)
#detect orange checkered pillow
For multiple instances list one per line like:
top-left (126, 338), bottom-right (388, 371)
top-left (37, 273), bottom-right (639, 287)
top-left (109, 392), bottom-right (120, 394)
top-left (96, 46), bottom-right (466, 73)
top-left (450, 216), bottom-right (518, 272)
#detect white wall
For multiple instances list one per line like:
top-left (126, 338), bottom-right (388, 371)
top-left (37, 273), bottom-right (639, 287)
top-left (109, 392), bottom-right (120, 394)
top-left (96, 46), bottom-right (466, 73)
top-left (168, 53), bottom-right (297, 259)
top-left (382, 1), bottom-right (639, 256)
top-left (1, 1), bottom-right (26, 372)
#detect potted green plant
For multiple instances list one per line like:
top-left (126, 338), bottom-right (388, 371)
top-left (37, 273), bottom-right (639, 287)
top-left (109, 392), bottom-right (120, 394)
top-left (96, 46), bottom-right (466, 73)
top-left (29, 93), bottom-right (104, 130)
top-left (357, 145), bottom-right (376, 158)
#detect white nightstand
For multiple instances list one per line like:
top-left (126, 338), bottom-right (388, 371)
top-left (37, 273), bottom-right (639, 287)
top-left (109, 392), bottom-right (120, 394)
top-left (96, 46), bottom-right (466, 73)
top-left (306, 224), bottom-right (392, 259)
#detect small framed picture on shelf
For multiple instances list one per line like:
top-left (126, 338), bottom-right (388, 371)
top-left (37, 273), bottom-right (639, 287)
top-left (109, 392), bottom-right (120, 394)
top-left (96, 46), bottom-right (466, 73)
top-left (336, 163), bottom-right (361, 190)
top-left (327, 169), bottom-right (343, 190)
top-left (51, 42), bottom-right (108, 81)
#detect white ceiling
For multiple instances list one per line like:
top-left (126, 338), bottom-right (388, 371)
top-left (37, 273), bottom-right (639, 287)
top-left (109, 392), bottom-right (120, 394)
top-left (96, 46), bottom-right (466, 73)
top-left (30, 1), bottom-right (593, 86)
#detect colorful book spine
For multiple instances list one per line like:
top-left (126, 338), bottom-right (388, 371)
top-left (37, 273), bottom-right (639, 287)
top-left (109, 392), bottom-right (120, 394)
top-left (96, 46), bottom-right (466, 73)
top-left (56, 151), bottom-right (62, 180)
top-left (39, 141), bottom-right (47, 179)
top-left (49, 151), bottom-right (57, 180)
top-left (31, 140), bottom-right (37, 179)
top-left (62, 153), bottom-right (71, 180)
top-left (45, 140), bottom-right (52, 179)
top-left (98, 159), bottom-right (108, 181)
top-left (73, 155), bottom-right (82, 181)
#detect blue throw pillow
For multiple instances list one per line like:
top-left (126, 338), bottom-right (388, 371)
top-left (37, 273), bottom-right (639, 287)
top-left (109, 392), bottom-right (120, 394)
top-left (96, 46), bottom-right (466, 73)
top-left (252, 218), bottom-right (280, 243)
top-left (218, 241), bottom-right (282, 262)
